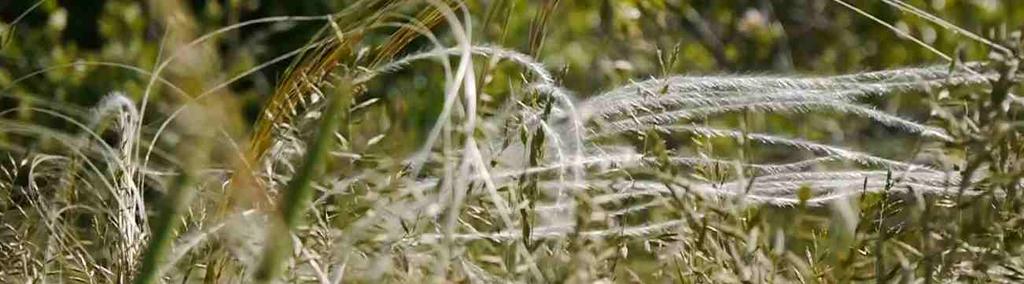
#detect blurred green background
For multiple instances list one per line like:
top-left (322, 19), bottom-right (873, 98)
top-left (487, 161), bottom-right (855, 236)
top-left (1, 0), bottom-right (1019, 153)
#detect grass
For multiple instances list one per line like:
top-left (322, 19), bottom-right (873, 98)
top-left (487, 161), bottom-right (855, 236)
top-left (1, 0), bottom-right (1023, 282)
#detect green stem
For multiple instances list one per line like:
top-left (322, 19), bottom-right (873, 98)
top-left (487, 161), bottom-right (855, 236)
top-left (133, 171), bottom-right (196, 284)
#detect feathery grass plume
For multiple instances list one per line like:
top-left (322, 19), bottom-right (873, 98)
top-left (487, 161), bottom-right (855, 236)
top-left (592, 100), bottom-right (953, 141)
top-left (526, 169), bottom-right (969, 209)
top-left (638, 124), bottom-right (932, 170)
top-left (91, 92), bottom-right (146, 281)
top-left (401, 153), bottom-right (841, 201)
top-left (578, 64), bottom-right (993, 120)
top-left (372, 53), bottom-right (999, 279)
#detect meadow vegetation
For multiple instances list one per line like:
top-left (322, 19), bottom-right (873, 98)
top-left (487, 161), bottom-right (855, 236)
top-left (2, 0), bottom-right (1024, 282)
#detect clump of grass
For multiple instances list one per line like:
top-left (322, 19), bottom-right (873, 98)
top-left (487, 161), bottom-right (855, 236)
top-left (254, 79), bottom-right (352, 283)
top-left (2, 0), bottom-right (1023, 282)
top-left (92, 92), bottom-right (146, 282)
